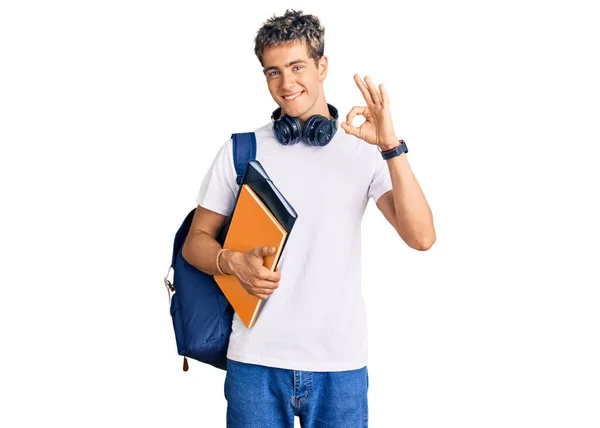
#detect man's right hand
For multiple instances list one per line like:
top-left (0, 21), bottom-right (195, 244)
top-left (229, 246), bottom-right (281, 300)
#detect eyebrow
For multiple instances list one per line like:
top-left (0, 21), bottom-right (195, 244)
top-left (263, 59), bottom-right (307, 75)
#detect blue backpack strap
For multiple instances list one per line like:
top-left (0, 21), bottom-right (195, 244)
top-left (231, 132), bottom-right (256, 185)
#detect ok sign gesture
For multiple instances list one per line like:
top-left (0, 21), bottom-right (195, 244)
top-left (341, 74), bottom-right (399, 150)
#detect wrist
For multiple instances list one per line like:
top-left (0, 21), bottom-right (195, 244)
top-left (378, 136), bottom-right (400, 152)
top-left (379, 144), bottom-right (398, 152)
top-left (379, 139), bottom-right (408, 160)
top-left (219, 249), bottom-right (238, 275)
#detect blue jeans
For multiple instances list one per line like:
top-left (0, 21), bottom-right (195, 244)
top-left (224, 358), bottom-right (369, 427)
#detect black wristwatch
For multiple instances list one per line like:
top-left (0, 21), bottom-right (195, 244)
top-left (378, 139), bottom-right (408, 160)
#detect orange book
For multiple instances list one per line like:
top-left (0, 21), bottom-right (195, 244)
top-left (214, 184), bottom-right (287, 328)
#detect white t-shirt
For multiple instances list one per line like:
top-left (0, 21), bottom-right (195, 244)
top-left (196, 118), bottom-right (393, 372)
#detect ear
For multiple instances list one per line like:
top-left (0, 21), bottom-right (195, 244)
top-left (318, 55), bottom-right (328, 81)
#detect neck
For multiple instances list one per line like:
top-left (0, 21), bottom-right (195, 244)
top-left (296, 100), bottom-right (333, 127)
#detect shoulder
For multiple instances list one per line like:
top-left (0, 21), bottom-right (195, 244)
top-left (253, 122), bottom-right (276, 146)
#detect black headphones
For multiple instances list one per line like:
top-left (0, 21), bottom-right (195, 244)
top-left (271, 103), bottom-right (339, 147)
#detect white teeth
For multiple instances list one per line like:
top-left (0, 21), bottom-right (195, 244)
top-left (283, 91), bottom-right (302, 100)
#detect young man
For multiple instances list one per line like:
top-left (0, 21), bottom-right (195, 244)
top-left (182, 8), bottom-right (435, 427)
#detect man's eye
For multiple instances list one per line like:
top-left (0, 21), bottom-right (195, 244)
top-left (268, 66), bottom-right (301, 77)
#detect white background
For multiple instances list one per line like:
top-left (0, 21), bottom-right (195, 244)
top-left (1, 0), bottom-right (599, 427)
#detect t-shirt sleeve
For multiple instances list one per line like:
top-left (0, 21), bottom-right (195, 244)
top-left (367, 144), bottom-right (393, 203)
top-left (195, 138), bottom-right (239, 216)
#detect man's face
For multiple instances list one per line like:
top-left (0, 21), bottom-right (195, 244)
top-left (262, 41), bottom-right (328, 124)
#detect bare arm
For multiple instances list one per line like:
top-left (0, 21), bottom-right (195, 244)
top-left (181, 205), bottom-right (241, 276)
top-left (377, 143), bottom-right (436, 250)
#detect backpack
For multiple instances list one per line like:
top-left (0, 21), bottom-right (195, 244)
top-left (163, 132), bottom-right (257, 372)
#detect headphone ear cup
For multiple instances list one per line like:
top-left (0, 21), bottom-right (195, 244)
top-left (274, 115), bottom-right (303, 146)
top-left (303, 115), bottom-right (336, 147)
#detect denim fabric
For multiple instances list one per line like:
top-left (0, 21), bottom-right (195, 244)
top-left (224, 358), bottom-right (369, 427)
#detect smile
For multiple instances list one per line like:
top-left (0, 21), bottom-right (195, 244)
top-left (282, 91), bottom-right (304, 100)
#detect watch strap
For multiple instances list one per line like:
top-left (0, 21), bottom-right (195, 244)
top-left (379, 139), bottom-right (408, 160)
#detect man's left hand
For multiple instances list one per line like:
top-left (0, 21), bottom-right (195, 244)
top-left (341, 74), bottom-right (399, 150)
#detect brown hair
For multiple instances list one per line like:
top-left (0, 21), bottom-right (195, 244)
top-left (254, 9), bottom-right (325, 68)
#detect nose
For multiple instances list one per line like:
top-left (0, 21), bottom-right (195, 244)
top-left (281, 71), bottom-right (297, 92)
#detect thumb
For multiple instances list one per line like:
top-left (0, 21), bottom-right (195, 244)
top-left (341, 121), bottom-right (359, 137)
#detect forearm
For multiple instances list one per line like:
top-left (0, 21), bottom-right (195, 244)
top-left (181, 231), bottom-right (240, 276)
top-left (382, 139), bottom-right (436, 249)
